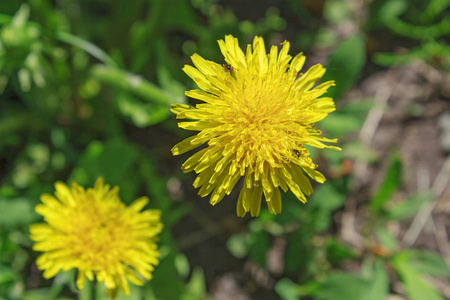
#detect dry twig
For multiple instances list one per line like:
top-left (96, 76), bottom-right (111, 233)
top-left (402, 156), bottom-right (450, 247)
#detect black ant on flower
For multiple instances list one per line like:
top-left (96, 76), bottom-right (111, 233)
top-left (222, 63), bottom-right (234, 73)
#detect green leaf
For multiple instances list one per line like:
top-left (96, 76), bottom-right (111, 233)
top-left (370, 154), bottom-right (402, 213)
top-left (174, 253), bottom-right (190, 278)
top-left (326, 238), bottom-right (356, 265)
top-left (71, 140), bottom-right (138, 182)
top-left (319, 100), bottom-right (374, 137)
top-left (148, 231), bottom-right (183, 300)
top-left (23, 288), bottom-right (57, 300)
top-left (226, 232), bottom-right (249, 259)
top-left (321, 35), bottom-right (366, 100)
top-left (78, 279), bottom-right (93, 300)
top-left (375, 227), bottom-right (397, 251)
top-left (365, 259), bottom-right (389, 300)
top-left (156, 64), bottom-right (186, 105)
top-left (275, 278), bottom-right (301, 300)
top-left (406, 250), bottom-right (450, 278)
top-left (309, 184), bottom-right (345, 232)
top-left (0, 198), bottom-right (38, 227)
top-left (368, 0), bottom-right (407, 27)
top-left (375, 39), bottom-right (450, 68)
top-left (92, 65), bottom-right (173, 126)
top-left (92, 65), bottom-right (171, 106)
top-left (139, 158), bottom-right (173, 217)
top-left (18, 68), bottom-right (31, 91)
top-left (284, 230), bottom-right (313, 275)
top-left (323, 0), bottom-right (352, 24)
top-left (393, 252), bottom-right (445, 300)
top-left (115, 285), bottom-right (142, 300)
top-left (70, 140), bottom-right (139, 202)
top-left (308, 261), bottom-right (387, 300)
top-left (384, 193), bottom-right (433, 221)
top-left (387, 16), bottom-right (450, 40)
top-left (422, 0), bottom-right (450, 21)
top-left (316, 273), bottom-right (369, 300)
top-left (374, 48), bottom-right (424, 67)
top-left (275, 278), bottom-right (319, 300)
top-left (181, 268), bottom-right (208, 300)
top-left (0, 266), bottom-right (15, 284)
top-left (116, 92), bottom-right (170, 127)
top-left (57, 32), bottom-right (117, 67)
top-left (342, 141), bottom-right (378, 163)
top-left (249, 230), bottom-right (270, 267)
top-left (310, 184), bottom-right (345, 211)
top-left (318, 113), bottom-right (362, 137)
top-left (11, 4), bottom-right (30, 27)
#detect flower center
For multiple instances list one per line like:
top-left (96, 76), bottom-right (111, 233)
top-left (221, 76), bottom-right (296, 168)
top-left (66, 202), bottom-right (131, 266)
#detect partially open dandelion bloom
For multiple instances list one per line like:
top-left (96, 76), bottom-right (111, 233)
top-left (172, 35), bottom-right (341, 217)
top-left (30, 178), bottom-right (163, 298)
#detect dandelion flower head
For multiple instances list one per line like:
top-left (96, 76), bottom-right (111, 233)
top-left (30, 178), bottom-right (163, 298)
top-left (172, 35), bottom-right (341, 217)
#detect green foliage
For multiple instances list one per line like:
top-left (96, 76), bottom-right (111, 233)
top-left (393, 252), bottom-right (444, 300)
top-left (314, 262), bottom-right (389, 300)
top-left (226, 183), bottom-right (348, 282)
top-left (369, 0), bottom-right (450, 69)
top-left (277, 259), bottom-right (389, 300)
top-left (326, 238), bottom-right (355, 265)
top-left (70, 140), bottom-right (140, 201)
top-left (319, 100), bottom-right (374, 137)
top-left (365, 260), bottom-right (389, 300)
top-left (375, 227), bottom-right (398, 252)
top-left (321, 35), bottom-right (366, 100)
top-left (404, 250), bottom-right (450, 278)
top-left (315, 273), bottom-right (372, 300)
top-left (248, 226), bottom-right (270, 267)
top-left (323, 0), bottom-right (352, 25)
top-left (368, 0), bottom-right (408, 26)
top-left (180, 268), bottom-right (209, 300)
top-left (374, 40), bottom-right (450, 69)
top-left (0, 0), bottom-right (448, 299)
top-left (0, 198), bottom-right (38, 227)
top-left (370, 154), bottom-right (403, 213)
top-left (384, 193), bottom-right (433, 221)
top-left (275, 278), bottom-right (318, 300)
top-left (226, 232), bottom-right (250, 259)
top-left (226, 220), bottom-right (271, 267)
top-left (308, 184), bottom-right (346, 232)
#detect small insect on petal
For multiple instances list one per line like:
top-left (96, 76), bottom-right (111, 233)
top-left (222, 63), bottom-right (234, 73)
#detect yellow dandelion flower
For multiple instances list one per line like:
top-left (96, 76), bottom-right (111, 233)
top-left (29, 178), bottom-right (163, 298)
top-left (172, 35), bottom-right (341, 217)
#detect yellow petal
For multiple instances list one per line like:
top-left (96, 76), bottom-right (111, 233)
top-left (295, 64), bottom-right (326, 91)
top-left (171, 135), bottom-right (206, 155)
top-left (249, 183), bottom-right (263, 217)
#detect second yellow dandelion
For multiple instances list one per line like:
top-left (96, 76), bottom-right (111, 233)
top-left (30, 178), bottom-right (163, 298)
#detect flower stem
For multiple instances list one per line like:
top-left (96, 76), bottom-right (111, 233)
top-left (78, 280), bottom-right (93, 300)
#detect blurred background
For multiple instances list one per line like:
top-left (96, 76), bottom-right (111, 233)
top-left (0, 0), bottom-right (449, 299)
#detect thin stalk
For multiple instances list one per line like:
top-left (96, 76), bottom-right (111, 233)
top-left (92, 64), bottom-right (171, 106)
top-left (56, 32), bottom-right (117, 68)
top-left (78, 279), bottom-right (93, 300)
